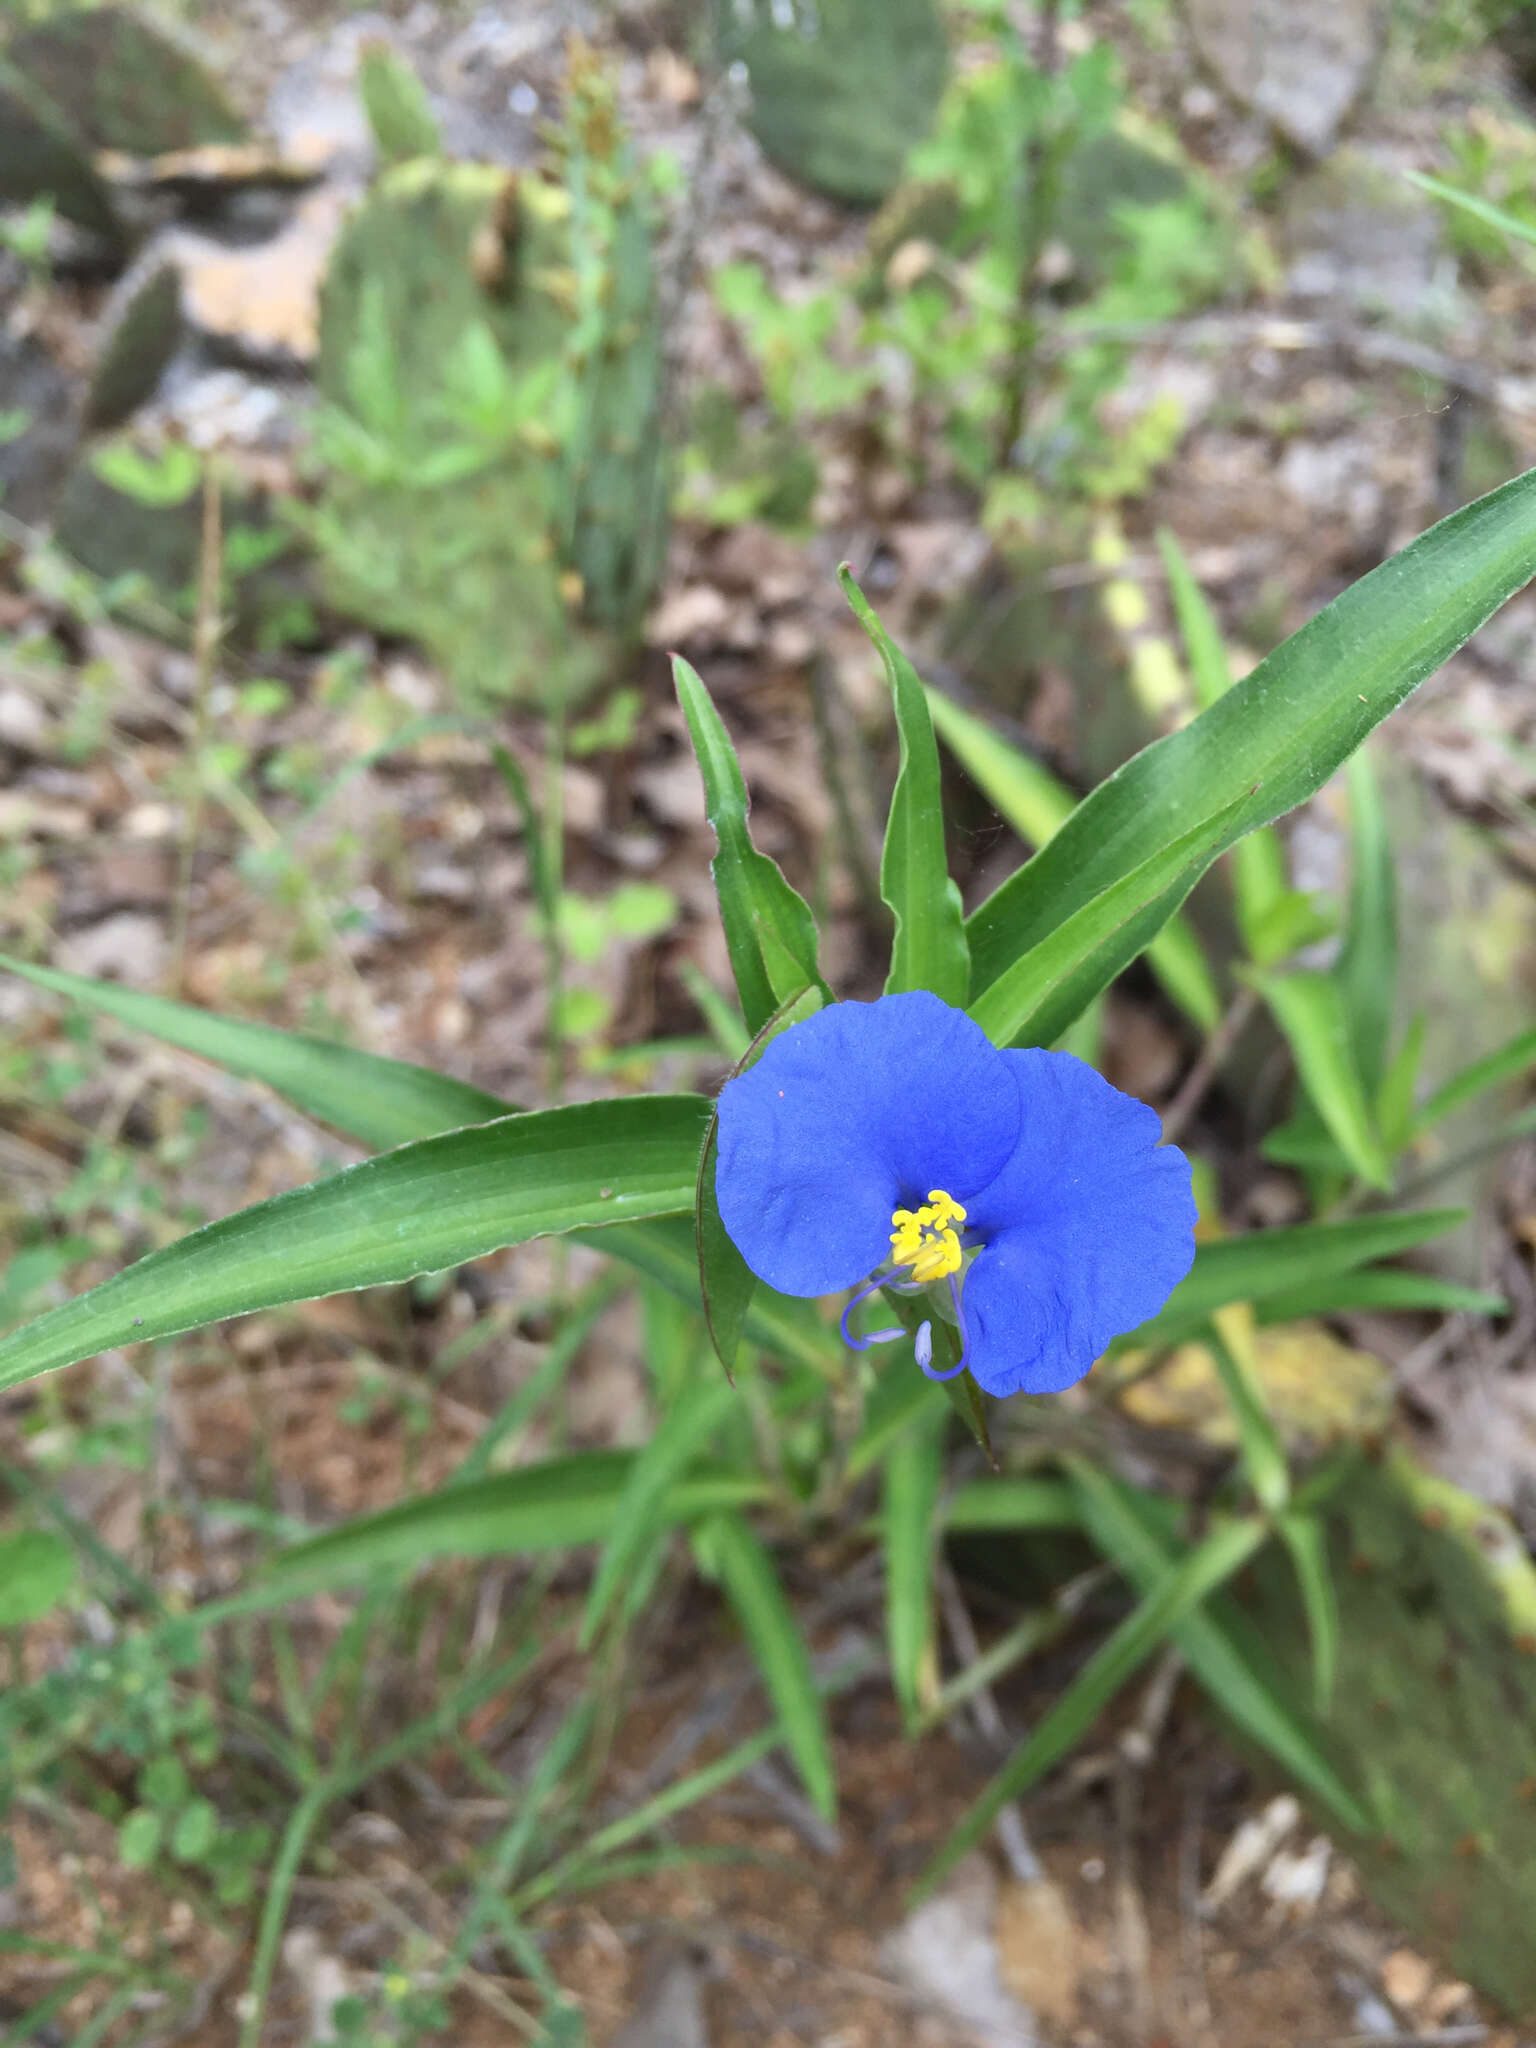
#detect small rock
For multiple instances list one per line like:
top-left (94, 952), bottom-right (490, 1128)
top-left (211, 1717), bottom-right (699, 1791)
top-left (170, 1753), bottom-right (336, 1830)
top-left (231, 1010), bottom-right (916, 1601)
top-left (0, 793), bottom-right (90, 839)
top-left (1182, 0), bottom-right (1387, 159)
top-left (882, 1854), bottom-right (1041, 2047)
top-left (646, 583), bottom-right (733, 647)
top-left (57, 913), bottom-right (167, 987)
top-left (995, 1876), bottom-right (1084, 2030)
top-left (1204, 1795), bottom-right (1301, 1910)
top-left (1381, 1947), bottom-right (1435, 2015)
top-left (169, 187), bottom-right (350, 366)
top-left (0, 689), bottom-right (49, 752)
top-left (611, 1948), bottom-right (709, 2048)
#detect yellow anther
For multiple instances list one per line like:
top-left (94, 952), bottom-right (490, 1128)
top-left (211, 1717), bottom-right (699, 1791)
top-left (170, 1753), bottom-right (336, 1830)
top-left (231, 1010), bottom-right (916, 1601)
top-left (889, 1187), bottom-right (965, 1285)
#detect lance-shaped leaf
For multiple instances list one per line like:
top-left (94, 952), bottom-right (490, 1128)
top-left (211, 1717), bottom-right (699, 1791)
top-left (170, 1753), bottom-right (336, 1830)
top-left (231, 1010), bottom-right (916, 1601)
top-left (1337, 747), bottom-right (1397, 1096)
top-left (673, 654), bottom-right (829, 1033)
top-left (840, 569), bottom-right (968, 1006)
top-left (0, 953), bottom-right (510, 1148)
top-left (1, 956), bottom-right (836, 1375)
top-left (1256, 969), bottom-right (1392, 1189)
top-left (1125, 1207), bottom-right (1467, 1348)
top-left (924, 686), bottom-right (1220, 1033)
top-left (968, 470), bottom-right (1536, 1029)
top-left (967, 795), bottom-right (1247, 1049)
top-left (0, 1096), bottom-right (709, 1396)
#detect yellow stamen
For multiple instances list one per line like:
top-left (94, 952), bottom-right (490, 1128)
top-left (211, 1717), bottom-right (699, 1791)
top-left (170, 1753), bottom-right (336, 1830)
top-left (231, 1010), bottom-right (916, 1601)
top-left (889, 1188), bottom-right (966, 1285)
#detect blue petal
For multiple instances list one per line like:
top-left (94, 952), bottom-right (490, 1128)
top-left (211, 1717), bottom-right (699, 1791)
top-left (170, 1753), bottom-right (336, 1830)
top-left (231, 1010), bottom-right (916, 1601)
top-left (715, 992), bottom-right (1021, 1297)
top-left (960, 1050), bottom-right (1196, 1398)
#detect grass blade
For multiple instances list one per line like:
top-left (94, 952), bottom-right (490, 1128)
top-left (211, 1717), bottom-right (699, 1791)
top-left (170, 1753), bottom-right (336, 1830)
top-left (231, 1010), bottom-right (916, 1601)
top-left (1069, 1461), bottom-right (1373, 1834)
top-left (1256, 970), bottom-right (1391, 1189)
top-left (700, 1511), bottom-right (837, 1822)
top-left (581, 1377), bottom-right (738, 1647)
top-left (917, 1512), bottom-right (1267, 1897)
top-left (1338, 747), bottom-right (1397, 1095)
top-left (1277, 1510), bottom-right (1340, 1716)
top-left (1414, 1024), bottom-right (1536, 1136)
top-left (1254, 1269), bottom-right (1507, 1322)
top-left (883, 1413), bottom-right (945, 1731)
top-left (1130, 1207), bottom-right (1466, 1345)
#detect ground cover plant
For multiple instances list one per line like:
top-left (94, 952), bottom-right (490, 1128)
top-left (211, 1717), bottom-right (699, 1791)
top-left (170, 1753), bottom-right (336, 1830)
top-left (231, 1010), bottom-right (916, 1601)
top-left (5, 3), bottom-right (1536, 2044)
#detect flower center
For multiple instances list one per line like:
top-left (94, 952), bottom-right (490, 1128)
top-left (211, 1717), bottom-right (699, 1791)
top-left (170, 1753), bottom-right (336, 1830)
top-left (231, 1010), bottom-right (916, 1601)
top-left (890, 1189), bottom-right (966, 1286)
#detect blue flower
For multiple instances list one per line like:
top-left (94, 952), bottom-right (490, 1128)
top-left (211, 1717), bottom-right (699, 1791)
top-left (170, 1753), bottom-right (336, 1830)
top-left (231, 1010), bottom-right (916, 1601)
top-left (715, 991), bottom-right (1196, 1398)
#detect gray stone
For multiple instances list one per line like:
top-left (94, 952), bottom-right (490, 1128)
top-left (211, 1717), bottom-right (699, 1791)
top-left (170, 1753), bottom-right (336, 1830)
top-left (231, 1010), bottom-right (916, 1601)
top-left (1180, 0), bottom-right (1388, 158)
top-left (57, 912), bottom-right (167, 987)
top-left (611, 1950), bottom-right (710, 2048)
top-left (1282, 147), bottom-right (1455, 323)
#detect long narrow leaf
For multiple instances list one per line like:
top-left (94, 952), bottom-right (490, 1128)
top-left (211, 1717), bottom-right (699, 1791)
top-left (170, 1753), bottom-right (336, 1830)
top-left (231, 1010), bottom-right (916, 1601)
top-left (261, 1453), bottom-right (768, 1596)
top-left (925, 686), bottom-right (1220, 1032)
top-left (883, 1414), bottom-right (944, 1731)
top-left (701, 1512), bottom-right (837, 1822)
top-left (1415, 1024), bottom-right (1536, 1136)
top-left (917, 1512), bottom-right (1267, 1896)
top-left (0, 1096), bottom-right (710, 1395)
top-left (1337, 748), bottom-right (1397, 1095)
top-left (0, 954), bottom-right (510, 1148)
top-left (968, 796), bottom-right (1247, 1048)
top-left (967, 470), bottom-right (1536, 1025)
top-left (840, 571), bottom-right (968, 1005)
top-left (1070, 1461), bottom-right (1372, 1833)
top-left (1257, 970), bottom-right (1391, 1188)
top-left (581, 1379), bottom-right (738, 1646)
top-left (1129, 1207), bottom-right (1466, 1346)
top-left (1277, 1510), bottom-right (1340, 1716)
top-left (1254, 1269), bottom-right (1507, 1322)
top-left (673, 655), bottom-right (829, 1032)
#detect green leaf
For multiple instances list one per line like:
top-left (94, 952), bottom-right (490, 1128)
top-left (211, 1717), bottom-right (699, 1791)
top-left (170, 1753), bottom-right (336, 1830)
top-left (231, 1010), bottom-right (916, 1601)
top-left (1377, 1011), bottom-right (1426, 1157)
top-left (967, 795), bottom-right (1247, 1049)
top-left (1157, 526), bottom-right (1230, 710)
top-left (1337, 748), bottom-right (1396, 1095)
top-left (1255, 971), bottom-right (1392, 1189)
top-left (846, 1359), bottom-right (946, 1481)
top-left (1406, 168), bottom-right (1536, 250)
top-left (883, 1412), bottom-right (945, 1732)
top-left (917, 1510), bottom-right (1268, 1897)
top-left (673, 655), bottom-right (829, 1033)
top-left (1414, 1024), bottom-right (1536, 1137)
top-left (698, 1511), bottom-right (837, 1822)
top-left (1130, 1207), bottom-right (1467, 1346)
top-left (968, 469), bottom-right (1536, 1029)
top-left (941, 1476), bottom-right (1079, 1533)
top-left (0, 1529), bottom-right (76, 1627)
top-left (1276, 1511), bottom-right (1339, 1716)
top-left (840, 570), bottom-right (968, 1005)
top-left (924, 685), bottom-right (1220, 1033)
top-left (1205, 1312), bottom-right (1289, 1514)
top-left (1069, 1461), bottom-right (1372, 1834)
top-left (581, 1377), bottom-right (738, 1648)
top-left (1253, 1269), bottom-right (1508, 1323)
top-left (256, 1453), bottom-right (768, 1601)
top-left (0, 1096), bottom-right (709, 1397)
top-left (171, 1798), bottom-right (220, 1864)
top-left (118, 1810), bottom-right (163, 1871)
top-left (0, 954), bottom-right (511, 1150)
top-left (593, 1217), bottom-right (838, 1376)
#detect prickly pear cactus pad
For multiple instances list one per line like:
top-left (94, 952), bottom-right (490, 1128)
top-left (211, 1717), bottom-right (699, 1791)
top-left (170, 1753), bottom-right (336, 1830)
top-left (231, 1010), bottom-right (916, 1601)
top-left (4, 6), bottom-right (246, 157)
top-left (725, 0), bottom-right (949, 207)
top-left (1241, 1449), bottom-right (1536, 2015)
top-left (312, 162), bottom-right (602, 706)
